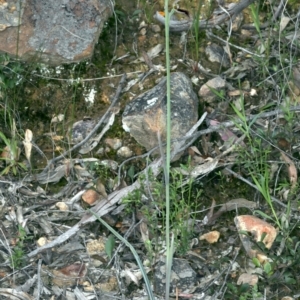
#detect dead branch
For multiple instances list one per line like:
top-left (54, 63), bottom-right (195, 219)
top-left (154, 0), bottom-right (256, 32)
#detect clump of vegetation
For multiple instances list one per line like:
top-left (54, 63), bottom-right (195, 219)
top-left (10, 225), bottom-right (29, 269)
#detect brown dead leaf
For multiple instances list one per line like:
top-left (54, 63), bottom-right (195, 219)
top-left (280, 152), bottom-right (297, 189)
top-left (51, 135), bottom-right (64, 141)
top-left (227, 90), bottom-right (242, 96)
top-left (237, 273), bottom-right (258, 286)
top-left (199, 231), bottom-right (220, 243)
top-left (51, 262), bottom-right (87, 287)
top-left (204, 199), bottom-right (216, 225)
top-left (82, 189), bottom-right (100, 205)
top-left (96, 178), bottom-right (108, 198)
top-left (23, 129), bottom-right (33, 162)
top-left (235, 215), bottom-right (277, 249)
top-left (188, 146), bottom-right (201, 156)
top-left (279, 16), bottom-right (290, 33)
top-left (74, 165), bottom-right (93, 179)
top-left (140, 221), bottom-right (149, 242)
top-left (235, 215), bottom-right (277, 261)
top-left (0, 146), bottom-right (11, 160)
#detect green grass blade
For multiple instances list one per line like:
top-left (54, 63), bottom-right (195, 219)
top-left (89, 210), bottom-right (155, 300)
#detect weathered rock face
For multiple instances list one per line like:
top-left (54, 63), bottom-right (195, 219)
top-left (0, 0), bottom-right (113, 65)
top-left (122, 72), bottom-right (199, 153)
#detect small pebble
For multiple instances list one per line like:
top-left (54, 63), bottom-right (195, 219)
top-left (117, 146), bottom-right (133, 158)
top-left (151, 24), bottom-right (161, 32)
top-left (56, 202), bottom-right (69, 211)
top-left (37, 237), bottom-right (50, 247)
top-left (96, 147), bottom-right (104, 155)
top-left (139, 28), bottom-right (147, 36)
top-left (105, 138), bottom-right (122, 150)
top-left (100, 159), bottom-right (118, 171)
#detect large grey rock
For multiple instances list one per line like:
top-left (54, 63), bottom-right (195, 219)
top-left (0, 0), bottom-right (113, 65)
top-left (122, 72), bottom-right (198, 153)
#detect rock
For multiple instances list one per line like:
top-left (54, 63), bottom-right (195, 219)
top-left (198, 76), bottom-right (226, 104)
top-left (0, 0), bottom-right (113, 65)
top-left (71, 117), bottom-right (96, 144)
top-left (154, 257), bottom-right (198, 295)
top-left (151, 24), bottom-right (161, 33)
top-left (99, 159), bottom-right (118, 171)
top-left (55, 202), bottom-right (69, 211)
top-left (105, 138), bottom-right (122, 150)
top-left (205, 43), bottom-right (230, 68)
top-left (122, 72), bottom-right (199, 154)
top-left (71, 112), bottom-right (114, 144)
top-left (117, 146), bottom-right (133, 158)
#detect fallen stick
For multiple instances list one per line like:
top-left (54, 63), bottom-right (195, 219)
top-left (154, 0), bottom-right (256, 32)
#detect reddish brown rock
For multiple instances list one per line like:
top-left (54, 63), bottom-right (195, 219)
top-left (0, 0), bottom-right (113, 65)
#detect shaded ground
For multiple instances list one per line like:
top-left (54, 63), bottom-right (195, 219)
top-left (0, 0), bottom-right (300, 299)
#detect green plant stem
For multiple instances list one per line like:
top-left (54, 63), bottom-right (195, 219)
top-left (251, 172), bottom-right (282, 230)
top-left (193, 0), bottom-right (202, 61)
top-left (164, 1), bottom-right (173, 299)
top-left (89, 210), bottom-right (155, 300)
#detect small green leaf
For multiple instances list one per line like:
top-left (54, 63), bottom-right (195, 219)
top-left (1, 166), bottom-right (10, 175)
top-left (252, 257), bottom-right (261, 267)
top-left (254, 210), bottom-right (274, 222)
top-left (132, 9), bottom-right (142, 17)
top-left (284, 274), bottom-right (296, 284)
top-left (127, 165), bottom-right (135, 181)
top-left (263, 262), bottom-right (273, 275)
top-left (105, 235), bottom-right (116, 260)
top-left (12, 166), bottom-right (17, 176)
top-left (114, 9), bottom-right (126, 17)
top-left (19, 163), bottom-right (27, 171)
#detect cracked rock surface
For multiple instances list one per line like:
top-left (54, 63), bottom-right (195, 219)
top-left (0, 0), bottom-right (112, 65)
top-left (122, 72), bottom-right (199, 154)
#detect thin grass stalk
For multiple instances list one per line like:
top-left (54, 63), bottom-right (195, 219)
top-left (164, 0), bottom-right (173, 299)
top-left (251, 172), bottom-right (282, 230)
top-left (89, 210), bottom-right (155, 300)
top-left (193, 0), bottom-right (202, 61)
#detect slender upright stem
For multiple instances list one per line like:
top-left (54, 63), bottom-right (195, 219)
top-left (164, 1), bottom-right (173, 299)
